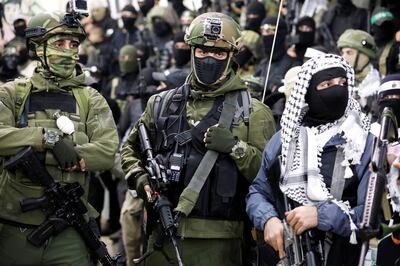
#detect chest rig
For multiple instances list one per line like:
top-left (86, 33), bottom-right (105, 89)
top-left (13, 79), bottom-right (90, 180)
top-left (150, 84), bottom-right (252, 221)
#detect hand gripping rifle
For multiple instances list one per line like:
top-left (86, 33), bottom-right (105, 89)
top-left (133, 123), bottom-right (184, 266)
top-left (4, 147), bottom-right (117, 266)
top-left (281, 194), bottom-right (322, 266)
top-left (358, 107), bottom-right (399, 266)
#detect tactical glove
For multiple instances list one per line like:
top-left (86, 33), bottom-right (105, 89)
top-left (52, 138), bottom-right (81, 170)
top-left (127, 171), bottom-right (150, 200)
top-left (204, 126), bottom-right (238, 153)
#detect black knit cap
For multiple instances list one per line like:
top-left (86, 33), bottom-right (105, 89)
top-left (309, 67), bottom-right (347, 90)
top-left (246, 1), bottom-right (266, 18)
top-left (297, 16), bottom-right (315, 31)
top-left (122, 4), bottom-right (138, 15)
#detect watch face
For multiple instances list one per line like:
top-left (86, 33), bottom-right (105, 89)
top-left (234, 146), bottom-right (245, 158)
top-left (45, 130), bottom-right (59, 144)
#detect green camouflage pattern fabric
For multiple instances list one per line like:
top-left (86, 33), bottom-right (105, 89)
top-left (35, 36), bottom-right (80, 78)
top-left (27, 12), bottom-right (86, 44)
top-left (337, 29), bottom-right (377, 59)
top-left (0, 67), bottom-right (119, 225)
top-left (119, 45), bottom-right (138, 75)
top-left (185, 12), bottom-right (242, 53)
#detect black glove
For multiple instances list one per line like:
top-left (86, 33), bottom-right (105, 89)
top-left (204, 126), bottom-right (238, 153)
top-left (127, 171), bottom-right (150, 200)
top-left (52, 138), bottom-right (81, 169)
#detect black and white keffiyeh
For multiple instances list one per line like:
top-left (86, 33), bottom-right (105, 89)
top-left (279, 54), bottom-right (370, 243)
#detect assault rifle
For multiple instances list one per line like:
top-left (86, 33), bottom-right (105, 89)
top-left (133, 123), bottom-right (184, 266)
top-left (4, 147), bottom-right (117, 266)
top-left (358, 107), bottom-right (399, 266)
top-left (281, 194), bottom-right (322, 266)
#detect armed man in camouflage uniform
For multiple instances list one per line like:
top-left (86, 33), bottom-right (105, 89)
top-left (121, 12), bottom-right (275, 266)
top-left (0, 12), bottom-right (119, 265)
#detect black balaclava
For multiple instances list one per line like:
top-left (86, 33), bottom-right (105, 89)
top-left (296, 16), bottom-right (315, 47)
top-left (121, 5), bottom-right (138, 31)
top-left (377, 74), bottom-right (400, 124)
top-left (152, 17), bottom-right (172, 38)
top-left (305, 67), bottom-right (349, 125)
top-left (387, 42), bottom-right (400, 74)
top-left (173, 32), bottom-right (191, 68)
top-left (13, 19), bottom-right (26, 38)
top-left (372, 21), bottom-right (396, 47)
top-left (1, 54), bottom-right (18, 79)
top-left (262, 17), bottom-right (288, 61)
top-left (245, 1), bottom-right (266, 32)
top-left (193, 46), bottom-right (229, 85)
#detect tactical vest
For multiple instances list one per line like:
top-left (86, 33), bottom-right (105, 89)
top-left (150, 85), bottom-right (252, 222)
top-left (0, 78), bottom-right (93, 226)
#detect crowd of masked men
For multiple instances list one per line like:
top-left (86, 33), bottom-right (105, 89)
top-left (1, 0), bottom-right (400, 265)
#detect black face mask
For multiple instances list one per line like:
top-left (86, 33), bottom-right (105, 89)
top-left (153, 21), bottom-right (172, 37)
top-left (122, 17), bottom-right (136, 30)
top-left (173, 48), bottom-right (191, 68)
top-left (194, 56), bottom-right (228, 85)
top-left (14, 25), bottom-right (26, 37)
top-left (2, 55), bottom-right (18, 71)
top-left (372, 24), bottom-right (396, 47)
top-left (379, 99), bottom-right (400, 126)
top-left (245, 17), bottom-right (263, 32)
top-left (305, 85), bottom-right (349, 123)
top-left (298, 31), bottom-right (314, 47)
top-left (263, 35), bottom-right (285, 61)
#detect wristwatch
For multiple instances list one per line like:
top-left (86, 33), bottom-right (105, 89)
top-left (43, 128), bottom-right (60, 149)
top-left (231, 140), bottom-right (246, 159)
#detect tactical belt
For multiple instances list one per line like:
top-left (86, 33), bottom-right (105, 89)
top-left (174, 91), bottom-right (239, 217)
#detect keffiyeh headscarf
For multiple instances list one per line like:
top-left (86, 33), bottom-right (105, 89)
top-left (279, 54), bottom-right (370, 243)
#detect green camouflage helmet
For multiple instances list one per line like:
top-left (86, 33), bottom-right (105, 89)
top-left (337, 29), bottom-right (377, 59)
top-left (184, 12), bottom-right (242, 53)
top-left (26, 12), bottom-right (86, 45)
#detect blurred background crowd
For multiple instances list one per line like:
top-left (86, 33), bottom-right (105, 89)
top-left (0, 0), bottom-right (399, 265)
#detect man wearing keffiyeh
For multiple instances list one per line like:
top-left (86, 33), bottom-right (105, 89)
top-left (246, 54), bottom-right (375, 266)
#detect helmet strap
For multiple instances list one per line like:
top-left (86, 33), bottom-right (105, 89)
top-left (354, 51), bottom-right (369, 74)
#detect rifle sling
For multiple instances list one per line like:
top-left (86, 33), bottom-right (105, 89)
top-left (174, 91), bottom-right (239, 217)
top-left (324, 146), bottom-right (346, 265)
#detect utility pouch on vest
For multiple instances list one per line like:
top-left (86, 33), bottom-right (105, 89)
top-left (175, 91), bottom-right (239, 217)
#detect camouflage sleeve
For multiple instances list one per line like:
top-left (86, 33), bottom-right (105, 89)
top-left (0, 81), bottom-right (44, 156)
top-left (230, 99), bottom-right (276, 182)
top-left (75, 88), bottom-right (119, 171)
top-left (120, 94), bottom-right (155, 180)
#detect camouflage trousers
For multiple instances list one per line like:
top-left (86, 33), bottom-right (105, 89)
top-left (0, 222), bottom-right (90, 266)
